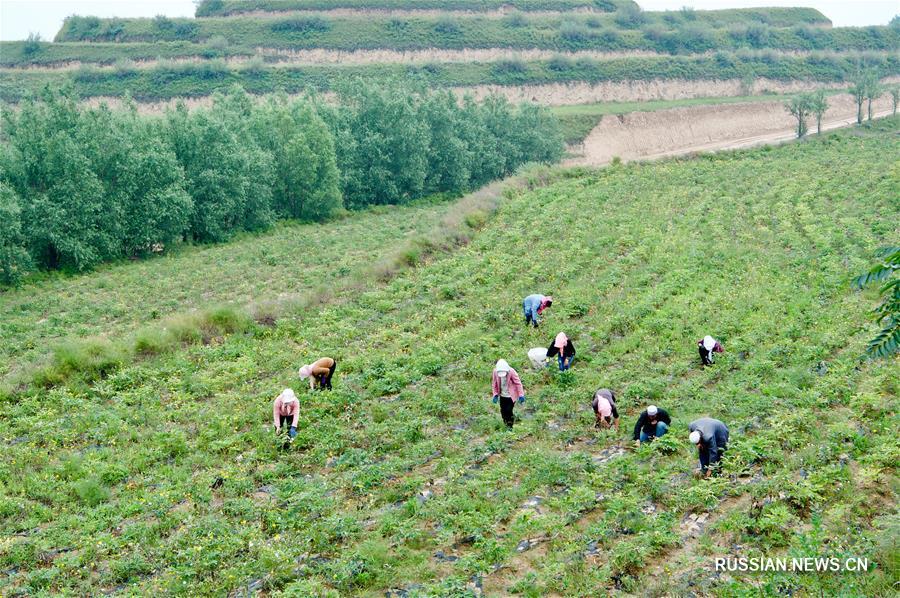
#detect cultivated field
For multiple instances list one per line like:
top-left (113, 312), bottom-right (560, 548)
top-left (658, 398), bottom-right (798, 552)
top-left (0, 201), bottom-right (454, 382)
top-left (1, 120), bottom-right (897, 596)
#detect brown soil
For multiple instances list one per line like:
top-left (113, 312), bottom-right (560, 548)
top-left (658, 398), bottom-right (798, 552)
top-left (571, 93), bottom-right (896, 166)
top-left (72, 77), bottom-right (855, 115)
top-left (450, 77), bottom-right (874, 106)
top-left (3, 49), bottom-right (872, 71)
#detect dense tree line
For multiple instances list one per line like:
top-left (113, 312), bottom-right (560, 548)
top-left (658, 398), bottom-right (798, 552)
top-left (0, 83), bottom-right (562, 283)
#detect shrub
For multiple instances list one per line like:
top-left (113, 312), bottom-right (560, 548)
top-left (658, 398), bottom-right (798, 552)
top-left (153, 15), bottom-right (174, 31)
top-left (172, 21), bottom-right (199, 40)
top-left (548, 54), bottom-right (573, 71)
top-left (205, 34), bottom-right (229, 52)
top-left (503, 11), bottom-right (527, 28)
top-left (271, 16), bottom-right (331, 33)
top-left (203, 305), bottom-right (253, 334)
top-left (491, 58), bottom-right (527, 75)
top-left (22, 32), bottom-right (42, 56)
top-left (195, 0), bottom-right (224, 17)
top-left (614, 4), bottom-right (647, 29)
top-left (73, 477), bottom-right (110, 506)
top-left (434, 17), bottom-right (462, 35)
top-left (560, 21), bottom-right (592, 43)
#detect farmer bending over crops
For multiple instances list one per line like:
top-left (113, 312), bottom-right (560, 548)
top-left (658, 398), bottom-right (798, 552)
top-left (492, 359), bottom-right (526, 429)
top-left (698, 335), bottom-right (723, 366)
top-left (522, 294), bottom-right (552, 328)
top-left (592, 388), bottom-right (619, 431)
top-left (299, 357), bottom-right (337, 390)
top-left (527, 346), bottom-right (549, 369)
top-left (273, 388), bottom-right (299, 439)
top-left (688, 417), bottom-right (729, 478)
top-left (632, 405), bottom-right (670, 446)
top-left (547, 332), bottom-right (575, 371)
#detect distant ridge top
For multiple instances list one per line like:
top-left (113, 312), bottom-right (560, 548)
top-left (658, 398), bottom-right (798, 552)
top-left (195, 0), bottom-right (637, 18)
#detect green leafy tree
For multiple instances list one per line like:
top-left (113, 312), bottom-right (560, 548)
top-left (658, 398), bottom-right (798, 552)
top-left (329, 82), bottom-right (430, 208)
top-left (420, 90), bottom-right (474, 194)
top-left (3, 88), bottom-right (119, 270)
top-left (249, 95), bottom-right (342, 221)
top-left (457, 94), bottom-right (506, 188)
top-left (848, 71), bottom-right (868, 125)
top-left (853, 247), bottom-right (900, 358)
top-left (785, 93), bottom-right (812, 138)
top-left (863, 74), bottom-right (882, 121)
top-left (165, 103), bottom-right (274, 242)
top-left (512, 102), bottom-right (565, 164)
top-left (0, 182), bottom-right (33, 285)
top-left (890, 86), bottom-right (899, 116)
top-left (77, 103), bottom-right (193, 256)
top-left (808, 89), bottom-right (828, 134)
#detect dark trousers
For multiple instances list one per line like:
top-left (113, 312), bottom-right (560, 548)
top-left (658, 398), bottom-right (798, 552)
top-left (500, 396), bottom-right (515, 428)
top-left (699, 346), bottom-right (713, 366)
top-left (318, 360), bottom-right (336, 390)
top-left (279, 415), bottom-right (293, 429)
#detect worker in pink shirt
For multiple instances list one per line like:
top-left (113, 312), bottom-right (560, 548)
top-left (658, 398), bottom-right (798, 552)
top-left (492, 359), bottom-right (526, 429)
top-left (273, 388), bottom-right (299, 438)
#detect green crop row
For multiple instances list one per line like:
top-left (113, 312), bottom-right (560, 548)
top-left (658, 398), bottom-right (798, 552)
top-left (3, 52), bottom-right (898, 103)
top-left (1, 121), bottom-right (896, 595)
top-left (195, 0), bottom-right (633, 15)
top-left (52, 12), bottom-right (869, 55)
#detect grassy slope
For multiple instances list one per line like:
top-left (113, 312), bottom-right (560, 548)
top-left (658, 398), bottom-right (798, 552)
top-left (0, 201), bottom-right (453, 382)
top-left (196, 0), bottom-right (635, 15)
top-left (4, 52), bottom-right (898, 102)
top-left (6, 30), bottom-right (895, 68)
top-left (1, 121), bottom-right (898, 596)
top-left (51, 13), bottom-right (871, 51)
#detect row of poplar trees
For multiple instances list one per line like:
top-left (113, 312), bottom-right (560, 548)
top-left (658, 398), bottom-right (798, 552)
top-left (0, 83), bottom-right (563, 284)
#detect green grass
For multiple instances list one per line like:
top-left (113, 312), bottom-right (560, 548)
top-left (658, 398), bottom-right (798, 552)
top-left (1, 119), bottom-right (896, 596)
top-left (4, 51), bottom-right (898, 102)
top-left (551, 89), bottom-right (849, 144)
top-left (195, 0), bottom-right (635, 15)
top-left (0, 200), bottom-right (454, 382)
top-left (52, 12), bottom-right (877, 53)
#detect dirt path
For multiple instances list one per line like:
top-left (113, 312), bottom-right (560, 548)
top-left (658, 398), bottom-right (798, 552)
top-left (569, 94), bottom-right (896, 166)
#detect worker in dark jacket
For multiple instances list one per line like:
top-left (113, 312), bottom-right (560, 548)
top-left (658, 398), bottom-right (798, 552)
top-left (632, 405), bottom-right (671, 445)
top-left (688, 417), bottom-right (729, 477)
top-left (546, 332), bottom-right (575, 371)
top-left (698, 335), bottom-right (723, 366)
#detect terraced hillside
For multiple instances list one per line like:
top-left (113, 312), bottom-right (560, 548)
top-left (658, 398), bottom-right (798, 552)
top-left (1, 1), bottom-right (896, 105)
top-left (1, 119), bottom-right (897, 596)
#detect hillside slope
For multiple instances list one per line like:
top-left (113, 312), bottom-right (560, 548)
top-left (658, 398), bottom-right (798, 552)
top-left (1, 121), bottom-right (897, 596)
top-left (0, 200), bottom-right (455, 382)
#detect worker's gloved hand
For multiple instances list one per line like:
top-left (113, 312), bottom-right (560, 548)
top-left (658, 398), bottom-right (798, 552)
top-left (275, 427), bottom-right (281, 435)
top-left (492, 395), bottom-right (499, 404)
top-left (518, 396), bottom-right (526, 404)
top-left (289, 426), bottom-right (297, 439)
